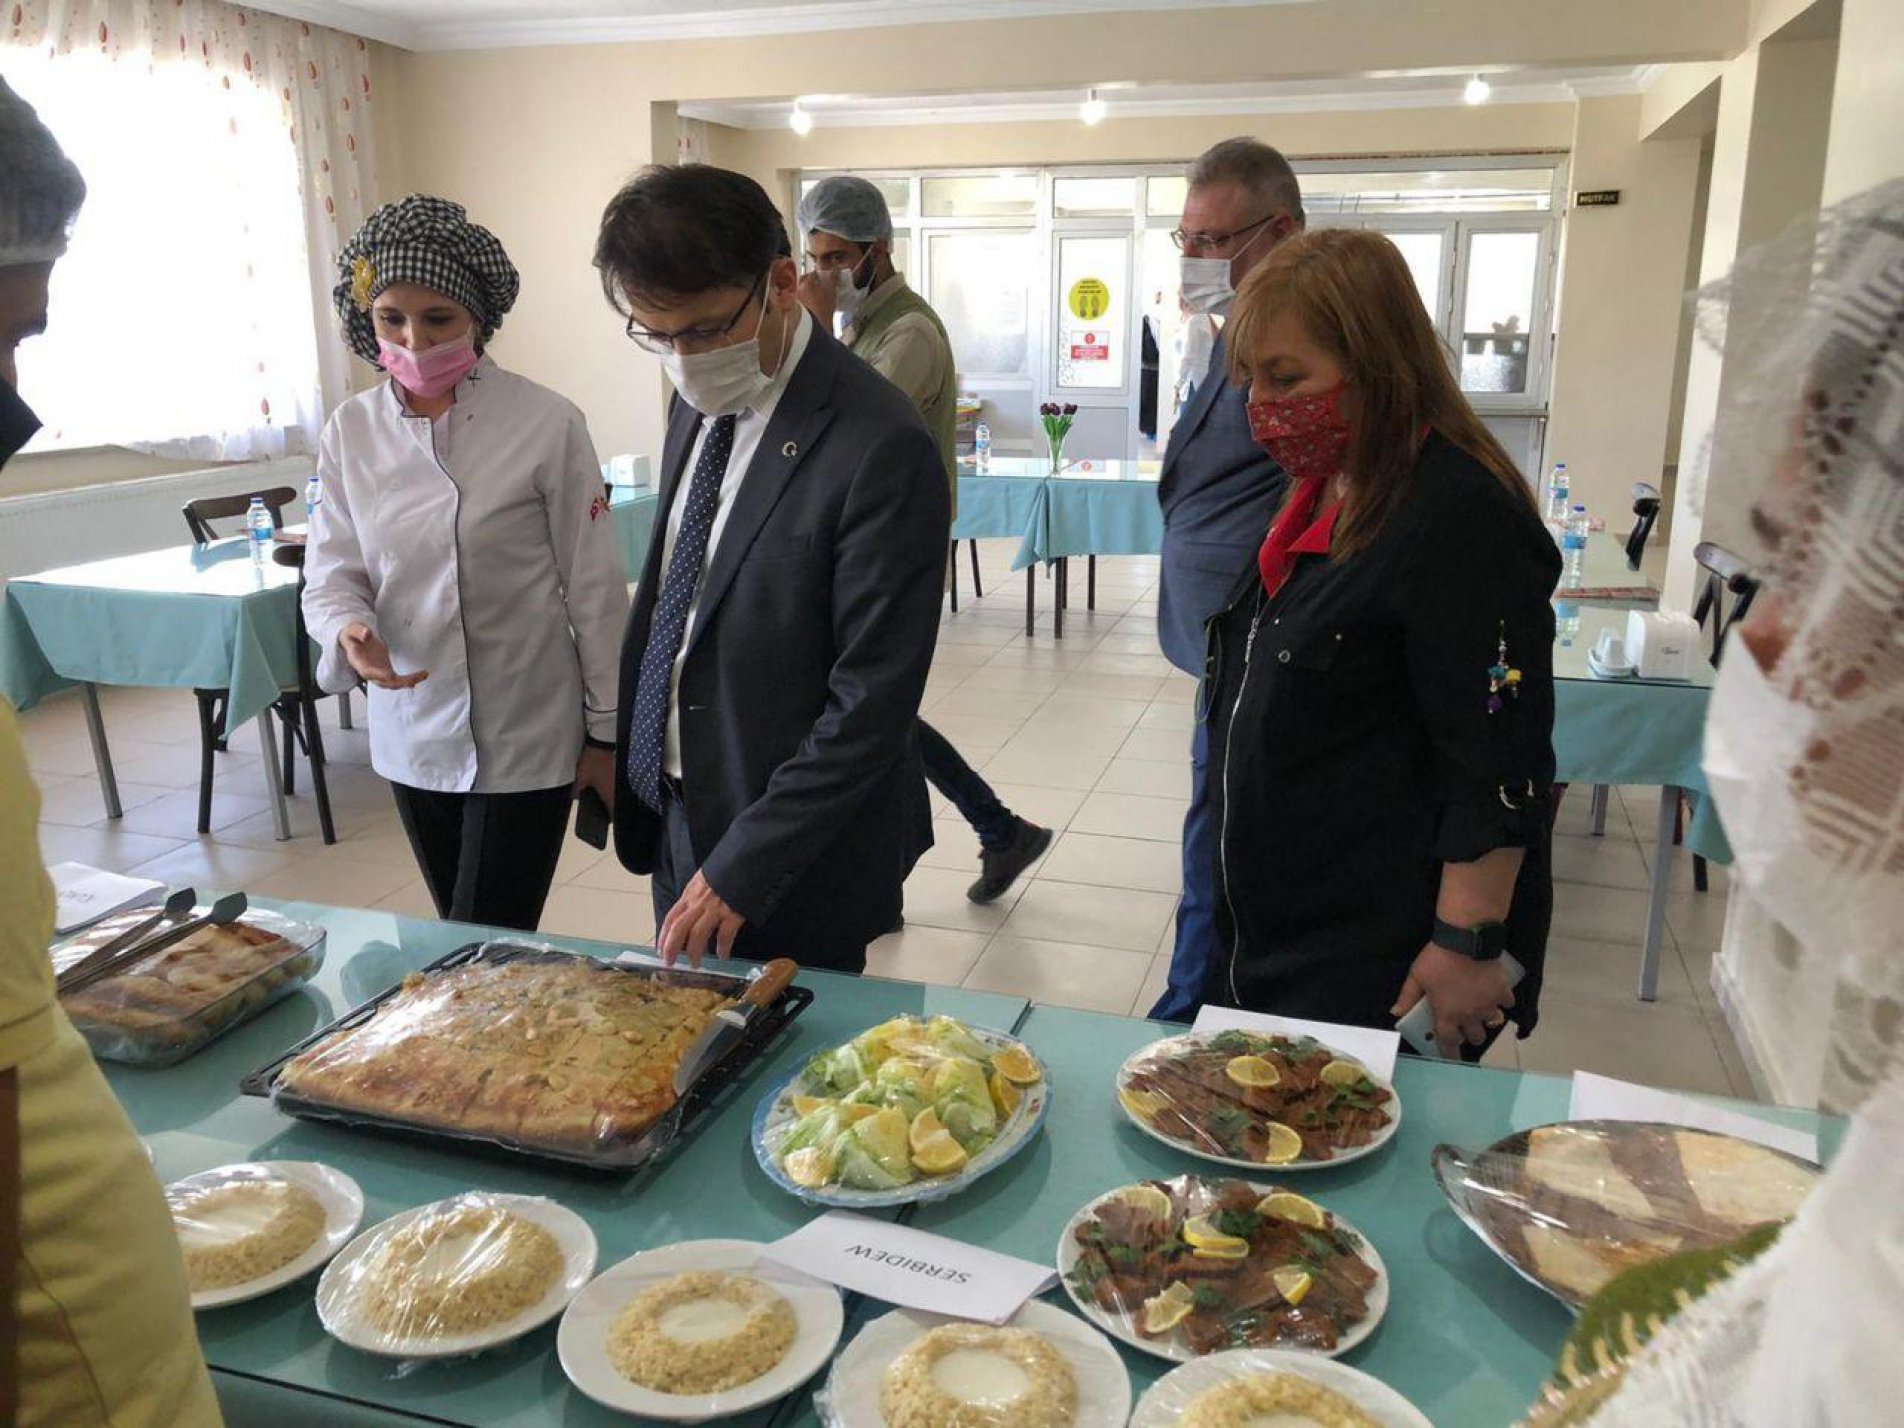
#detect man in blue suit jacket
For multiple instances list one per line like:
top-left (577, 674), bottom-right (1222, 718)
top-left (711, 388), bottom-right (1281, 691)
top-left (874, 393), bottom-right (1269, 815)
top-left (1153, 138), bottom-right (1303, 1018)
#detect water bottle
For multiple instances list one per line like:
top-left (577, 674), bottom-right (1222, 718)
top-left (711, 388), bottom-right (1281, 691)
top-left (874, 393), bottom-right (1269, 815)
top-left (304, 470), bottom-right (322, 524)
top-left (1544, 462), bottom-right (1569, 532)
top-left (973, 421), bottom-right (992, 472)
top-left (1562, 505), bottom-right (1590, 586)
top-left (246, 496), bottom-right (272, 563)
top-left (1554, 599), bottom-right (1581, 648)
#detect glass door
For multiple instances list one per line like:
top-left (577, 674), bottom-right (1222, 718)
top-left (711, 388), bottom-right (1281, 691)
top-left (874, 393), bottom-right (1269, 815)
top-left (1048, 230), bottom-right (1133, 461)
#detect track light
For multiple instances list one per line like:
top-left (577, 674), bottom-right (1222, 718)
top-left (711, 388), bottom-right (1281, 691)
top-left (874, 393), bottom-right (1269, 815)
top-left (1080, 88), bottom-right (1107, 126)
top-left (789, 102), bottom-right (814, 136)
top-left (1463, 74), bottom-right (1491, 106)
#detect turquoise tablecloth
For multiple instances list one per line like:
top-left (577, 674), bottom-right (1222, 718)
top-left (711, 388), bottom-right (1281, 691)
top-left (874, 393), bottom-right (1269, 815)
top-left (134, 906), bottom-right (1831, 1427)
top-left (1, 539), bottom-right (301, 729)
top-left (610, 486), bottom-right (659, 577)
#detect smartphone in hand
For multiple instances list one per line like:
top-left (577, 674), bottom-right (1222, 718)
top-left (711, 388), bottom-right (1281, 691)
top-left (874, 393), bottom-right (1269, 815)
top-left (1396, 951), bottom-right (1526, 1059)
top-left (575, 786), bottom-right (610, 850)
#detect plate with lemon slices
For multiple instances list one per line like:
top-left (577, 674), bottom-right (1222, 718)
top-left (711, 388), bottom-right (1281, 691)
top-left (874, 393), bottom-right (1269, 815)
top-left (751, 1014), bottom-right (1051, 1208)
top-left (1115, 1030), bottom-right (1400, 1172)
top-left (1059, 1176), bottom-right (1388, 1365)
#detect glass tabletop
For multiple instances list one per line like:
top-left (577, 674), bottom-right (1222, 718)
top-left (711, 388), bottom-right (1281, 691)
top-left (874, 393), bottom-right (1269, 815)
top-left (1048, 456), bottom-right (1162, 483)
top-left (957, 455), bottom-right (1055, 480)
top-left (13, 535), bottom-right (302, 598)
top-left (1553, 603), bottom-right (1714, 688)
top-left (1553, 530), bottom-right (1659, 605)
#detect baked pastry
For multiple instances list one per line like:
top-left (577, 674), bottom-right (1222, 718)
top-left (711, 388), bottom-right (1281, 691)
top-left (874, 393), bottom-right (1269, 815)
top-left (275, 954), bottom-right (736, 1156)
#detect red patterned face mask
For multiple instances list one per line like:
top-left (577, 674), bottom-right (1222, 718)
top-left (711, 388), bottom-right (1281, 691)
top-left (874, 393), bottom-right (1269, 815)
top-left (1246, 383), bottom-right (1351, 483)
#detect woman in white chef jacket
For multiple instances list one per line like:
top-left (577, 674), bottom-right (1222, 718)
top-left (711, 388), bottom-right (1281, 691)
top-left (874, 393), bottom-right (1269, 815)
top-left (304, 195), bottom-right (629, 930)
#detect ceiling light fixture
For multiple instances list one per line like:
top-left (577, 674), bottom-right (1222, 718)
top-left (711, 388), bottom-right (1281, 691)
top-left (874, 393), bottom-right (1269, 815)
top-left (1463, 74), bottom-right (1491, 106)
top-left (789, 101), bottom-right (814, 136)
top-left (1080, 88), bottom-right (1107, 126)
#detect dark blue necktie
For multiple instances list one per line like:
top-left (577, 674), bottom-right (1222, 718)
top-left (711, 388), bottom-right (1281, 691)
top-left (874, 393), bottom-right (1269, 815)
top-left (627, 413), bottom-right (737, 812)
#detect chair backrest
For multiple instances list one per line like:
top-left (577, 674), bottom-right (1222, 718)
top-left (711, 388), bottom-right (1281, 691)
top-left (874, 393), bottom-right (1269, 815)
top-left (1625, 481), bottom-right (1662, 570)
top-left (182, 486), bottom-right (300, 546)
top-left (1690, 540), bottom-right (1760, 665)
top-left (270, 542), bottom-right (318, 695)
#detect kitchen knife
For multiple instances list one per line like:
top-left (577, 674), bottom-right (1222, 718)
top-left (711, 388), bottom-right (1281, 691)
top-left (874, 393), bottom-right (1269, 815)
top-left (672, 957), bottom-right (799, 1096)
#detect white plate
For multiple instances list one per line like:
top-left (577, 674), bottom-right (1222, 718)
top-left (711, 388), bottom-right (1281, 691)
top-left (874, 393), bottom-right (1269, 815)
top-left (752, 1022), bottom-right (1052, 1208)
top-left (1131, 1348), bottom-right (1432, 1428)
top-left (316, 1193), bottom-right (597, 1359)
top-left (1116, 1032), bottom-right (1402, 1172)
top-left (824, 1299), bottom-right (1132, 1428)
top-left (167, 1160), bottom-right (365, 1311)
top-left (1057, 1179), bottom-right (1389, 1364)
top-left (557, 1238), bottom-right (843, 1423)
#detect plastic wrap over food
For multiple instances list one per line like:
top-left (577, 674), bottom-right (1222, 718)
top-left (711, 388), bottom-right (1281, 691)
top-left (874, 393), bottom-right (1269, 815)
top-left (1430, 1120), bottom-right (1822, 1309)
top-left (815, 1302), bottom-right (1133, 1428)
top-left (1062, 1177), bottom-right (1385, 1359)
top-left (755, 1014), bottom-right (1050, 1205)
top-left (320, 1193), bottom-right (578, 1352)
top-left (167, 1163), bottom-right (331, 1295)
top-left (267, 944), bottom-right (743, 1167)
top-left (1129, 1346), bottom-right (1432, 1428)
top-left (1117, 1029), bottom-right (1397, 1168)
top-left (55, 907), bottom-right (325, 1066)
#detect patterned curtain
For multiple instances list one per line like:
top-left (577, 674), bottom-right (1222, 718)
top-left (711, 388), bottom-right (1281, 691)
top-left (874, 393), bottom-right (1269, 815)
top-left (4, 0), bottom-right (381, 449)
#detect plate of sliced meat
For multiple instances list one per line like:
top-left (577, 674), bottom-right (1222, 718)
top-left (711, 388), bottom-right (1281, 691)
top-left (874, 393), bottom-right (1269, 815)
top-left (1058, 1176), bottom-right (1388, 1364)
top-left (1115, 1030), bottom-right (1400, 1171)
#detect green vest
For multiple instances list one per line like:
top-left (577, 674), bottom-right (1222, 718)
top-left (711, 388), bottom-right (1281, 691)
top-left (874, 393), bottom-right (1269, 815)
top-left (848, 279), bottom-right (960, 514)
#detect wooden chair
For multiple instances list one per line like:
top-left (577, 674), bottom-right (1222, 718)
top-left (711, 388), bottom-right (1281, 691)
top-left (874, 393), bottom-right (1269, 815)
top-left (1624, 482), bottom-right (1662, 570)
top-left (946, 540), bottom-right (984, 612)
top-left (180, 488), bottom-right (335, 842)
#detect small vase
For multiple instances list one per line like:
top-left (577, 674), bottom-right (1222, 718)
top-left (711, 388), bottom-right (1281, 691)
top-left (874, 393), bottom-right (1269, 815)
top-left (1046, 434), bottom-right (1066, 474)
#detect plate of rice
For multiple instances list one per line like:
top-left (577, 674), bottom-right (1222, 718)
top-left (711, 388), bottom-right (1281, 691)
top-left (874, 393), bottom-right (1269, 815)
top-left (316, 1191), bottom-right (597, 1358)
top-left (1130, 1348), bottom-right (1432, 1428)
top-left (167, 1160), bottom-right (363, 1311)
top-left (820, 1300), bottom-right (1132, 1428)
top-left (557, 1238), bottom-right (843, 1422)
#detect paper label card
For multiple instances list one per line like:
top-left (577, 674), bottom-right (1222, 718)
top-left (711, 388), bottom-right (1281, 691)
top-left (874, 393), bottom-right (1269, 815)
top-left (765, 1210), bottom-right (1056, 1324)
top-left (1191, 1005), bottom-right (1400, 1083)
top-left (1569, 1072), bottom-right (1819, 1162)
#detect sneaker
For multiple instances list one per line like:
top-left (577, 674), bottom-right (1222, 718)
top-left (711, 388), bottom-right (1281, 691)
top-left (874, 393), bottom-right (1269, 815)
top-left (966, 818), bottom-right (1053, 904)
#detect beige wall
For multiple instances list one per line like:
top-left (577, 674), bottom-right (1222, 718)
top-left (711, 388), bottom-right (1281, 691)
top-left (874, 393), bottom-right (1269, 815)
top-left (1544, 96), bottom-right (1704, 522)
top-left (1821, 0), bottom-right (1904, 202)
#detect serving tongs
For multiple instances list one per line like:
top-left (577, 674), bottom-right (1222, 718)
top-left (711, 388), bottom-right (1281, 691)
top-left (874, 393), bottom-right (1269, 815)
top-left (57, 890), bottom-right (247, 997)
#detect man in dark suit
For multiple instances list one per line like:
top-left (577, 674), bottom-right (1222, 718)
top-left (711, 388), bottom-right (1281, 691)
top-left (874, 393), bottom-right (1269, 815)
top-left (1152, 138), bottom-right (1302, 1018)
top-left (593, 165), bottom-right (949, 972)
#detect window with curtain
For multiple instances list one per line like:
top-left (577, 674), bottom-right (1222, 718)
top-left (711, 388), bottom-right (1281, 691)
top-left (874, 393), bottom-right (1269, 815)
top-left (3, 0), bottom-right (383, 461)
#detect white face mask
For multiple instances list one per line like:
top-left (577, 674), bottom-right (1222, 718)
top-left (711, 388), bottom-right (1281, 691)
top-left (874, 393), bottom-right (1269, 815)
top-left (832, 247), bottom-right (875, 325)
top-left (659, 295), bottom-right (795, 418)
top-left (1180, 254), bottom-right (1237, 317)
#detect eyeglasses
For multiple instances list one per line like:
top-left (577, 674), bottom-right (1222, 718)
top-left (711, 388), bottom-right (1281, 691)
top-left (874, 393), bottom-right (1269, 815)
top-left (624, 274), bottom-right (765, 355)
top-left (1170, 213), bottom-right (1278, 256)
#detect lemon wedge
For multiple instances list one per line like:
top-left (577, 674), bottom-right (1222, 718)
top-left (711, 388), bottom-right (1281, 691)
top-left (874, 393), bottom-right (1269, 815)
top-left (911, 1130), bottom-right (969, 1176)
top-left (990, 1070), bottom-right (1023, 1118)
top-left (1260, 1122), bottom-right (1305, 1164)
top-left (791, 1095), bottom-right (831, 1117)
top-left (841, 1103), bottom-right (882, 1124)
top-left (1140, 1281), bottom-right (1197, 1335)
top-left (990, 1045), bottom-right (1043, 1085)
top-left (783, 1145), bottom-right (834, 1188)
top-left (1272, 1266), bottom-right (1314, 1306)
top-left (1182, 1215), bottom-right (1250, 1259)
top-left (909, 1106), bottom-right (947, 1155)
top-left (1319, 1059), bottom-right (1370, 1088)
top-left (1118, 1086), bottom-right (1170, 1122)
top-left (1256, 1191), bottom-right (1327, 1229)
top-left (1111, 1184), bottom-right (1173, 1221)
top-left (1224, 1055), bottom-right (1281, 1089)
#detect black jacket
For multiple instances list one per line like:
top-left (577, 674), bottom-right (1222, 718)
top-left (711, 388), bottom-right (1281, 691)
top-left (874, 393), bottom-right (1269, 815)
top-left (612, 328), bottom-right (949, 960)
top-left (1203, 434), bottom-right (1560, 1033)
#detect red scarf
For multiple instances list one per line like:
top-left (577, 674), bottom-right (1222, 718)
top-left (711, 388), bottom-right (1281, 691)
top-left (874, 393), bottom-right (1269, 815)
top-left (1257, 476), bottom-right (1340, 597)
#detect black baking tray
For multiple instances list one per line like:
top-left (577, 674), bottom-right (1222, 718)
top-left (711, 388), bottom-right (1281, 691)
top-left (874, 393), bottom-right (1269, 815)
top-left (239, 940), bottom-right (812, 1174)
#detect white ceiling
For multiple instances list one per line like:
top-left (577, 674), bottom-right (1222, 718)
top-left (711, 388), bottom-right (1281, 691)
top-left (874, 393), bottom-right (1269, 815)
top-left (249, 0), bottom-right (1302, 51)
top-left (684, 66), bottom-right (1659, 130)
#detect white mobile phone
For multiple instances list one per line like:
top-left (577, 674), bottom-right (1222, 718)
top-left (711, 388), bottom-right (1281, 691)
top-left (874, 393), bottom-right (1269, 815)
top-left (1396, 950), bottom-right (1526, 1060)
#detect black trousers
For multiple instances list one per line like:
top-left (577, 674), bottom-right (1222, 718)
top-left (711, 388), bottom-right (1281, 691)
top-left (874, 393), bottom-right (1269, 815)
top-left (391, 781), bottom-right (573, 932)
top-left (649, 786), bottom-right (868, 973)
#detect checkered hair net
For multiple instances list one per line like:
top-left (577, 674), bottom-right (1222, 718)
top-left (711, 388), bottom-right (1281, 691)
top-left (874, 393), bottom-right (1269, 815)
top-left (333, 195), bottom-right (520, 367)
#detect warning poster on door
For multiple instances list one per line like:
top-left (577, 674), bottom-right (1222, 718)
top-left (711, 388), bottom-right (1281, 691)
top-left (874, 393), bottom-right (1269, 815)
top-left (1068, 277), bottom-right (1111, 321)
top-left (1068, 331), bottom-right (1111, 362)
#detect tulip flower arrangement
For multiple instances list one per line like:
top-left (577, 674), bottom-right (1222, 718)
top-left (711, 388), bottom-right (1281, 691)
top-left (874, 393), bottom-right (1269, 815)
top-left (1039, 402), bottom-right (1078, 473)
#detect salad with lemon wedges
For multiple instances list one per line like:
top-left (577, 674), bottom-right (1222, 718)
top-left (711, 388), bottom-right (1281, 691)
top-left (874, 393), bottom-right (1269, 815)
top-left (769, 1015), bottom-right (1045, 1193)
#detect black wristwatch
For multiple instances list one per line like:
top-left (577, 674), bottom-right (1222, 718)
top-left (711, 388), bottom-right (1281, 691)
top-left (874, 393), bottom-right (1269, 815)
top-left (1431, 917), bottom-right (1509, 961)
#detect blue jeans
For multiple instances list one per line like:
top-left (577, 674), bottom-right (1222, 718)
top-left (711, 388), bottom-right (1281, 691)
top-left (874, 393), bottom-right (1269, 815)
top-left (1150, 717), bottom-right (1220, 1020)
top-left (917, 719), bottom-right (1017, 850)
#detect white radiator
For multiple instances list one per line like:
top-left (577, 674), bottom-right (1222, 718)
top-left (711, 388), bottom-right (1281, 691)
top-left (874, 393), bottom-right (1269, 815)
top-left (0, 457), bottom-right (315, 583)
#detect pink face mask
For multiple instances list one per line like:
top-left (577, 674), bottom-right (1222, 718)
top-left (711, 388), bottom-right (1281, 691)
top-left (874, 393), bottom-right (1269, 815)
top-left (377, 330), bottom-right (480, 398)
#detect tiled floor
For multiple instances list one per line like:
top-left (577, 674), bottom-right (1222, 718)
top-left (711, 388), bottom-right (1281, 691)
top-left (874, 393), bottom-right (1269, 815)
top-left (18, 538), bottom-right (1753, 1099)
